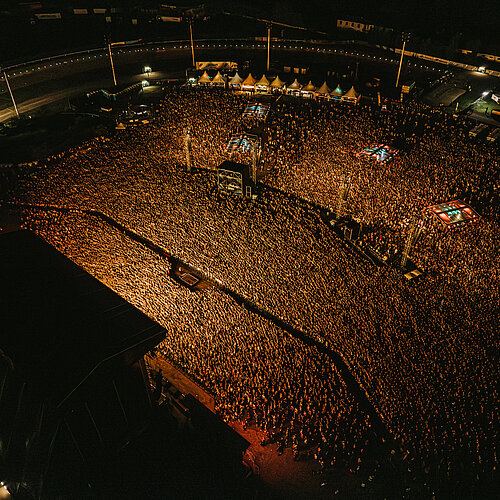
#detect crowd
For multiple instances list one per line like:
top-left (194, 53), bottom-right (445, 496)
top-left (4, 84), bottom-right (499, 498)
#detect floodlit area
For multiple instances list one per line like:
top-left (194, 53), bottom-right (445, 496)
top-left (1, 83), bottom-right (498, 499)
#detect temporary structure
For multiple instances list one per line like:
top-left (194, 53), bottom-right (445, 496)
top-left (341, 85), bottom-right (361, 104)
top-left (330, 85), bottom-right (343, 100)
top-left (211, 71), bottom-right (226, 87)
top-left (241, 73), bottom-right (257, 91)
top-left (316, 81), bottom-right (331, 99)
top-left (300, 80), bottom-right (317, 98)
top-left (228, 72), bottom-right (243, 89)
top-left (255, 74), bottom-right (270, 92)
top-left (286, 78), bottom-right (302, 95)
top-left (269, 76), bottom-right (286, 93)
top-left (197, 71), bottom-right (211, 85)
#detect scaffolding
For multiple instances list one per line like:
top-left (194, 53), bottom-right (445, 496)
top-left (401, 219), bottom-right (423, 269)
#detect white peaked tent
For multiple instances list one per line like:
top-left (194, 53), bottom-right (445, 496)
top-left (255, 74), bottom-right (270, 92)
top-left (211, 71), bottom-right (226, 87)
top-left (300, 80), bottom-right (317, 98)
top-left (331, 85), bottom-right (343, 100)
top-left (316, 81), bottom-right (331, 99)
top-left (286, 78), bottom-right (302, 95)
top-left (228, 72), bottom-right (243, 88)
top-left (197, 71), bottom-right (211, 85)
top-left (270, 76), bottom-right (286, 92)
top-left (341, 85), bottom-right (361, 104)
top-left (241, 73), bottom-right (257, 91)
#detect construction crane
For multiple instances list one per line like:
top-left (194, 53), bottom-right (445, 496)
top-left (223, 11), bottom-right (327, 72)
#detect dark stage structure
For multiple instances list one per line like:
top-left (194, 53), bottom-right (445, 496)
top-left (0, 230), bottom-right (166, 498)
top-left (217, 160), bottom-right (252, 197)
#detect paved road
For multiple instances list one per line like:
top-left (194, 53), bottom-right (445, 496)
top-left (0, 39), bottom-right (438, 123)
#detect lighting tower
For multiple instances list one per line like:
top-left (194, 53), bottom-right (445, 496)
top-left (401, 219), bottom-right (423, 269)
top-left (184, 126), bottom-right (192, 172)
top-left (1, 67), bottom-right (19, 118)
top-left (336, 174), bottom-right (351, 218)
top-left (396, 32), bottom-right (410, 88)
top-left (188, 17), bottom-right (196, 68)
top-left (251, 140), bottom-right (259, 183)
top-left (266, 22), bottom-right (272, 72)
top-left (105, 35), bottom-right (118, 87)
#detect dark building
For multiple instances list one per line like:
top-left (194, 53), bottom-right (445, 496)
top-left (0, 230), bottom-right (166, 498)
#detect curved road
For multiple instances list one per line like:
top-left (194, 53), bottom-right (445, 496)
top-left (0, 37), bottom-right (440, 122)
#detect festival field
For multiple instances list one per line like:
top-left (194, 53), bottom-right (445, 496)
top-left (2, 87), bottom-right (498, 498)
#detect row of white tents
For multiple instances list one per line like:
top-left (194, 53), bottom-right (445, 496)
top-left (196, 71), bottom-right (361, 103)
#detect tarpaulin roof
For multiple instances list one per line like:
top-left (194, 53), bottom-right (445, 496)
top-left (301, 80), bottom-right (317, 92)
top-left (241, 73), bottom-right (257, 88)
top-left (228, 72), bottom-right (243, 85)
top-left (270, 76), bottom-right (286, 88)
top-left (316, 81), bottom-right (331, 94)
top-left (211, 71), bottom-right (226, 84)
top-left (197, 71), bottom-right (211, 84)
top-left (287, 78), bottom-right (302, 90)
top-left (342, 85), bottom-right (360, 100)
top-left (255, 74), bottom-right (270, 87)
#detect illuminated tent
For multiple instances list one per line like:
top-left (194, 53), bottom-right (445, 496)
top-left (300, 81), bottom-right (317, 99)
top-left (331, 85), bottom-right (343, 100)
top-left (301, 81), bottom-right (317, 91)
top-left (197, 71), bottom-right (211, 85)
top-left (270, 76), bottom-right (286, 92)
top-left (228, 72), bottom-right (243, 89)
top-left (316, 81), bottom-right (331, 99)
top-left (241, 73), bottom-right (257, 91)
top-left (211, 71), bottom-right (226, 87)
top-left (255, 74), bottom-right (270, 92)
top-left (341, 85), bottom-right (361, 104)
top-left (286, 78), bottom-right (302, 95)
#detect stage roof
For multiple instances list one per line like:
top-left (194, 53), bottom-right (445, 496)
top-left (426, 200), bottom-right (481, 227)
top-left (226, 133), bottom-right (259, 153)
top-left (217, 160), bottom-right (249, 175)
top-left (242, 102), bottom-right (270, 120)
top-left (356, 143), bottom-right (398, 163)
top-left (0, 230), bottom-right (166, 407)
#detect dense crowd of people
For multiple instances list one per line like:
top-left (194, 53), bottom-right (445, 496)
top-left (3, 85), bottom-right (499, 498)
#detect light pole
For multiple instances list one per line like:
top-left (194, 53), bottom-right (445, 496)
top-left (106, 36), bottom-right (117, 87)
top-left (396, 32), bottom-right (410, 88)
top-left (251, 140), bottom-right (259, 183)
top-left (336, 174), bottom-right (351, 218)
top-left (266, 22), bottom-right (272, 72)
top-left (184, 126), bottom-right (192, 173)
top-left (1, 68), bottom-right (20, 118)
top-left (188, 17), bottom-right (196, 68)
